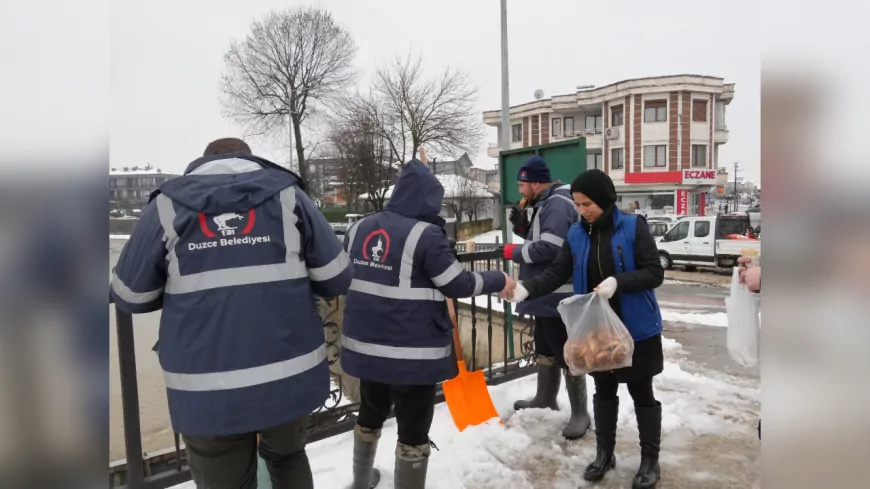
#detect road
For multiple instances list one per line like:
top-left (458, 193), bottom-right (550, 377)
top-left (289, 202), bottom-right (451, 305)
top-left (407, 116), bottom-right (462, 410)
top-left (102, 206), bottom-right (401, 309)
top-left (657, 279), bottom-right (760, 379)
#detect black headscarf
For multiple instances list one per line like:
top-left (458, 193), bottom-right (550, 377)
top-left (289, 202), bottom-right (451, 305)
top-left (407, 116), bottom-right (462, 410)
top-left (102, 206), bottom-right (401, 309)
top-left (570, 169), bottom-right (617, 211)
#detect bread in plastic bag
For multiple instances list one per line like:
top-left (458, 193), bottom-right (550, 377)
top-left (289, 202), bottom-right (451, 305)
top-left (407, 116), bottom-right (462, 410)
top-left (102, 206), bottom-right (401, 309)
top-left (725, 267), bottom-right (760, 367)
top-left (557, 292), bottom-right (635, 375)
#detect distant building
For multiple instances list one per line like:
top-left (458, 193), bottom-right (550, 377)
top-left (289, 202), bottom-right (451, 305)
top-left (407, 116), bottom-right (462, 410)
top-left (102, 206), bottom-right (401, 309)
top-left (483, 74), bottom-right (735, 216)
top-left (109, 165), bottom-right (179, 211)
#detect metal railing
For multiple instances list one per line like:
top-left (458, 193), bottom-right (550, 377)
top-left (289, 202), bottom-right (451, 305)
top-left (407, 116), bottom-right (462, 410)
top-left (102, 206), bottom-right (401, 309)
top-left (109, 249), bottom-right (537, 488)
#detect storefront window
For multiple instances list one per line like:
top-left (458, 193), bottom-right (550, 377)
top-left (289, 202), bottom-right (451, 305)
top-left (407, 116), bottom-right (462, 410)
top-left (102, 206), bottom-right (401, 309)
top-left (617, 193), bottom-right (675, 215)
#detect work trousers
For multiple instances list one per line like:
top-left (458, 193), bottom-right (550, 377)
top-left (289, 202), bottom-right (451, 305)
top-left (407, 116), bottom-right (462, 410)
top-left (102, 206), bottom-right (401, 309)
top-left (356, 380), bottom-right (437, 446)
top-left (182, 416), bottom-right (312, 489)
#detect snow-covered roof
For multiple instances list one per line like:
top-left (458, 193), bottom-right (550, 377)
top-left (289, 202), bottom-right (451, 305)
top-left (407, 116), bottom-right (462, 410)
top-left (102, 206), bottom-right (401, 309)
top-left (109, 169), bottom-right (176, 176)
top-left (359, 174), bottom-right (494, 200)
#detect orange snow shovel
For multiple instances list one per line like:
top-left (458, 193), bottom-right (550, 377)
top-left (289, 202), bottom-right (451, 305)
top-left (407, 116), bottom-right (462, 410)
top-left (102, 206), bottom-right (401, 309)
top-left (442, 298), bottom-right (501, 432)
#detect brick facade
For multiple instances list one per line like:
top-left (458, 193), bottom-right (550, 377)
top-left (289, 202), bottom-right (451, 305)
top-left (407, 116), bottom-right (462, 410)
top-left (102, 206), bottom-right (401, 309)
top-left (531, 115), bottom-right (540, 146)
top-left (603, 101), bottom-right (609, 174)
top-left (522, 116), bottom-right (529, 147)
top-left (541, 113), bottom-right (550, 145)
top-left (680, 91), bottom-right (691, 169)
top-left (668, 92), bottom-right (679, 172)
top-left (633, 95), bottom-right (642, 172)
top-left (709, 94), bottom-right (714, 168)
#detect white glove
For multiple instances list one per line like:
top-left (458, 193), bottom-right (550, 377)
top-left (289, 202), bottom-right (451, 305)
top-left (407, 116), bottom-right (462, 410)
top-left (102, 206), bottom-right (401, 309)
top-left (594, 277), bottom-right (617, 299)
top-left (508, 283), bottom-right (529, 303)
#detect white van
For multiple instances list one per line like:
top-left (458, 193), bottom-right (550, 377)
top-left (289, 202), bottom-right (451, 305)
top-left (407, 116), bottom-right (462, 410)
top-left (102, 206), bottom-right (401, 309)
top-left (656, 214), bottom-right (760, 270)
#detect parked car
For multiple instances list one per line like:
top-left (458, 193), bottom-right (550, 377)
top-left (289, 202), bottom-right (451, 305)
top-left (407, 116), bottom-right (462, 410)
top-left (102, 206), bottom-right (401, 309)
top-left (656, 214), bottom-right (760, 270)
top-left (646, 214), bottom-right (690, 225)
top-left (648, 220), bottom-right (672, 240)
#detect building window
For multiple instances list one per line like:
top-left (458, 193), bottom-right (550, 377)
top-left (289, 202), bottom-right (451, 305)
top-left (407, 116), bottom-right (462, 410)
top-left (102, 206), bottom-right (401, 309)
top-left (511, 124), bottom-right (522, 142)
top-left (585, 115), bottom-right (602, 133)
top-left (643, 100), bottom-right (667, 122)
top-left (610, 148), bottom-right (624, 170)
top-left (564, 117), bottom-right (575, 135)
top-left (587, 152), bottom-right (602, 170)
top-left (610, 105), bottom-right (624, 126)
top-left (552, 118), bottom-right (562, 137)
top-left (643, 145), bottom-right (667, 168)
top-left (692, 99), bottom-right (708, 122)
top-left (691, 145), bottom-right (707, 167)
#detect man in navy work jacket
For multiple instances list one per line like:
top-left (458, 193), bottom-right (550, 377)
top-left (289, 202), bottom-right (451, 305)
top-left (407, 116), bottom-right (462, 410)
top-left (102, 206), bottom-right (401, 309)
top-left (110, 138), bottom-right (351, 489)
top-left (501, 156), bottom-right (592, 440)
top-left (341, 151), bottom-right (514, 489)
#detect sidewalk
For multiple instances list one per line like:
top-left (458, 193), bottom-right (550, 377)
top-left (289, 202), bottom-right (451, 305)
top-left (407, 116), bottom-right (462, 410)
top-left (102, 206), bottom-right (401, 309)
top-left (171, 335), bottom-right (759, 489)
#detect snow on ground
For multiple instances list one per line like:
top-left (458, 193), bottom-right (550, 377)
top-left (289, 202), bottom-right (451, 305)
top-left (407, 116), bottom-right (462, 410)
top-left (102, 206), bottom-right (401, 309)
top-left (171, 336), bottom-right (758, 489)
top-left (660, 310), bottom-right (728, 328)
top-left (110, 234), bottom-right (131, 240)
top-left (464, 230), bottom-right (523, 245)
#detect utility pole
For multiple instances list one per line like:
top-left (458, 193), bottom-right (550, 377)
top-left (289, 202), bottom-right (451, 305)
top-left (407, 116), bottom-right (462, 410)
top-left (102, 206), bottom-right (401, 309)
top-left (732, 161), bottom-right (741, 213)
top-left (499, 0), bottom-right (510, 151)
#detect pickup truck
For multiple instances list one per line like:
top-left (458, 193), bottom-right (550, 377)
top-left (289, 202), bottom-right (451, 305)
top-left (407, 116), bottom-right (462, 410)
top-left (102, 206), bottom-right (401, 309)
top-left (656, 214), bottom-right (759, 270)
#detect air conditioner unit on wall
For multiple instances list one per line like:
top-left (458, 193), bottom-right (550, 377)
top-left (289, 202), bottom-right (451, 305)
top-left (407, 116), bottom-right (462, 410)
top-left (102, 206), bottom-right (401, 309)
top-left (605, 127), bottom-right (619, 139)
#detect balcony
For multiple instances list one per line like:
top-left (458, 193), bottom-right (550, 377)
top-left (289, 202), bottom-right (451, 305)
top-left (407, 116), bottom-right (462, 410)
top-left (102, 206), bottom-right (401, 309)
top-left (714, 126), bottom-right (729, 144)
top-left (487, 143), bottom-right (501, 158)
top-left (554, 128), bottom-right (603, 148)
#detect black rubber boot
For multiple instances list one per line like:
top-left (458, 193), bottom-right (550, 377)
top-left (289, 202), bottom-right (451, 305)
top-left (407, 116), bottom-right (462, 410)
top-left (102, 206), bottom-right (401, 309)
top-left (561, 371), bottom-right (591, 440)
top-left (394, 441), bottom-right (431, 489)
top-left (583, 396), bottom-right (619, 482)
top-left (632, 402), bottom-right (662, 489)
top-left (513, 360), bottom-right (561, 411)
top-left (350, 425), bottom-right (381, 489)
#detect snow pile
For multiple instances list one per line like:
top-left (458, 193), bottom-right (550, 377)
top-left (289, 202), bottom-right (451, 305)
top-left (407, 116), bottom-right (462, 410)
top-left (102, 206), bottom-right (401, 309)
top-left (110, 235), bottom-right (131, 240)
top-left (464, 229), bottom-right (524, 245)
top-left (660, 310), bottom-right (728, 328)
top-left (360, 174), bottom-right (493, 200)
top-left (171, 336), bottom-right (758, 489)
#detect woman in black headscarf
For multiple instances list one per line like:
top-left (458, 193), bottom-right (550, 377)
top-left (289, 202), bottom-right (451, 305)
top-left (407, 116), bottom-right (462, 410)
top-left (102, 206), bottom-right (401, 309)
top-left (506, 169), bottom-right (665, 489)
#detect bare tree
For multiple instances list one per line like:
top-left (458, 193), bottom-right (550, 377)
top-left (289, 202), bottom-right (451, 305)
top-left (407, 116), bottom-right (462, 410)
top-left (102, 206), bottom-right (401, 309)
top-left (221, 7), bottom-right (356, 183)
top-left (328, 107), bottom-right (398, 213)
top-left (348, 53), bottom-right (484, 165)
top-left (443, 170), bottom-right (488, 225)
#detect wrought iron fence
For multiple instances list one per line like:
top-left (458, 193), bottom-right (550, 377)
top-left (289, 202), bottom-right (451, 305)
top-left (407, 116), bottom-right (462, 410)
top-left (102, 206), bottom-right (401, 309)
top-left (109, 249), bottom-right (537, 489)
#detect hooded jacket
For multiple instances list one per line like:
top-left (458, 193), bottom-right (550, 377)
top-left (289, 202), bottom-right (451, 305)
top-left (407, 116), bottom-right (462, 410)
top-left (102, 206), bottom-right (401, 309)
top-left (510, 183), bottom-right (578, 317)
top-left (110, 153), bottom-right (352, 436)
top-left (340, 160), bottom-right (507, 385)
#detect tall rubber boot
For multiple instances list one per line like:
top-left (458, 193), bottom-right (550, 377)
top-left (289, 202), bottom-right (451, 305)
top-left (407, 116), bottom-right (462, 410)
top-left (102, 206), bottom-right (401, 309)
top-left (513, 358), bottom-right (561, 411)
top-left (561, 371), bottom-right (591, 439)
top-left (350, 425), bottom-right (381, 489)
top-left (394, 441), bottom-right (431, 489)
top-left (632, 402), bottom-right (662, 489)
top-left (583, 396), bottom-right (619, 482)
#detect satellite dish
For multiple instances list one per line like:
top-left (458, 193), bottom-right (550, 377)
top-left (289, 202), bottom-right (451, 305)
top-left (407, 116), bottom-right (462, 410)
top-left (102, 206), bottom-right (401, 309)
top-left (533, 89), bottom-right (545, 100)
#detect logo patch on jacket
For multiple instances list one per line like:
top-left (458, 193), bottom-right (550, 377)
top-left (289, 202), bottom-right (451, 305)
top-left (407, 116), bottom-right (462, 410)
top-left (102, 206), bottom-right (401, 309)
top-left (189, 209), bottom-right (270, 251)
top-left (353, 229), bottom-right (393, 271)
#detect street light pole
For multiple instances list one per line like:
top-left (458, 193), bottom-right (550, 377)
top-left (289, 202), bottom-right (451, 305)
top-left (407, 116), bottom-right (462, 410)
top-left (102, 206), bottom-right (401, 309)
top-left (499, 0), bottom-right (510, 151)
top-left (732, 161), bottom-right (741, 213)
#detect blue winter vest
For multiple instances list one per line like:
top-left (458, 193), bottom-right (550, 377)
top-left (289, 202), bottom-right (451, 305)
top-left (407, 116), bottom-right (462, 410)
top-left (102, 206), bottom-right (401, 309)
top-left (566, 211), bottom-right (663, 342)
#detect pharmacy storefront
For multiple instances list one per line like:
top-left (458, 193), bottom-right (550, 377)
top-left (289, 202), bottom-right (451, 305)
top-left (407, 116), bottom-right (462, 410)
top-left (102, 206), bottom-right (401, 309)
top-left (617, 169), bottom-right (717, 216)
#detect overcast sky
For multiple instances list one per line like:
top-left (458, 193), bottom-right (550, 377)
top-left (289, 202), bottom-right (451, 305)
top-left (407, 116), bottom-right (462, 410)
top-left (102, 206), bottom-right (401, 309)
top-left (11, 0), bottom-right (762, 184)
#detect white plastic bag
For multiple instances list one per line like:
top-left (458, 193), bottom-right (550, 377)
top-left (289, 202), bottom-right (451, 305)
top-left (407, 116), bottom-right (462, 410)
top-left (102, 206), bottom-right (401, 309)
top-left (725, 267), bottom-right (761, 367)
top-left (557, 293), bottom-right (635, 375)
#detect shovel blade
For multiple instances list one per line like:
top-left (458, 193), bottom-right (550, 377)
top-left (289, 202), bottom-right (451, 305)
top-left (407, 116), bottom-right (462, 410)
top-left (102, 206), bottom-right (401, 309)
top-left (443, 362), bottom-right (500, 432)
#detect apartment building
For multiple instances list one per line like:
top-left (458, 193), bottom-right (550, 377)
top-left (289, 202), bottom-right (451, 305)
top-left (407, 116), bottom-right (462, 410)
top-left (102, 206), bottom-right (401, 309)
top-left (483, 74), bottom-right (734, 215)
top-left (109, 166), bottom-right (178, 211)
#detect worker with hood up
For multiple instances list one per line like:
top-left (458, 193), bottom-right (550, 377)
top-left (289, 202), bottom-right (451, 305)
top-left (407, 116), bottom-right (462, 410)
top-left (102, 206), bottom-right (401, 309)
top-left (341, 149), bottom-right (514, 489)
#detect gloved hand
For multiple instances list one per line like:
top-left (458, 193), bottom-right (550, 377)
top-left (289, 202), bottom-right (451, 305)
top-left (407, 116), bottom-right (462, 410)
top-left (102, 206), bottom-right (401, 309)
top-left (502, 283), bottom-right (529, 302)
top-left (509, 206), bottom-right (529, 230)
top-left (594, 277), bottom-right (617, 299)
top-left (503, 243), bottom-right (517, 259)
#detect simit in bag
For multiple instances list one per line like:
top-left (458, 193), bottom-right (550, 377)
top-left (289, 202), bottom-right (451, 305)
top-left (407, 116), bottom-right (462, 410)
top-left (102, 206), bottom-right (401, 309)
top-left (557, 293), bottom-right (635, 375)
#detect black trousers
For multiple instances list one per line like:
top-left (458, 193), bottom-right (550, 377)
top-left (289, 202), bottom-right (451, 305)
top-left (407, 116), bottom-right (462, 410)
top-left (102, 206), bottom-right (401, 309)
top-left (593, 374), bottom-right (658, 407)
top-left (357, 380), bottom-right (436, 446)
top-left (181, 416), bottom-right (311, 489)
top-left (533, 316), bottom-right (569, 368)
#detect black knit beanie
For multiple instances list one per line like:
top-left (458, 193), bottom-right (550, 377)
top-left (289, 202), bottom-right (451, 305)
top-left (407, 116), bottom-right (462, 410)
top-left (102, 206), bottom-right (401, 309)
top-left (570, 169), bottom-right (617, 210)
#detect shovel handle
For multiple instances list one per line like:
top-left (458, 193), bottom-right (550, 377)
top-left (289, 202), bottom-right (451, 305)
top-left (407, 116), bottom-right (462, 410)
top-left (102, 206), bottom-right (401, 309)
top-left (446, 299), bottom-right (464, 360)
